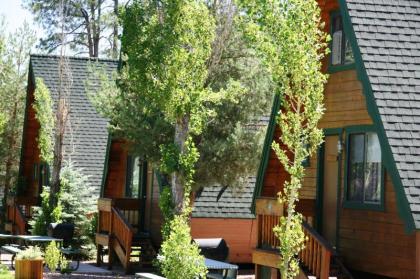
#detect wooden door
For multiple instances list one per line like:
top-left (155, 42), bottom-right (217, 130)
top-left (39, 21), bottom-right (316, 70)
top-left (321, 135), bottom-right (339, 247)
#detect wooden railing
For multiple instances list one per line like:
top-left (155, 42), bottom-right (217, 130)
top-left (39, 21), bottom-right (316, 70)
top-left (5, 196), bottom-right (38, 234)
top-left (111, 208), bottom-right (134, 270)
top-left (96, 197), bottom-right (141, 271)
top-left (300, 222), bottom-right (333, 279)
top-left (255, 197), bottom-right (333, 278)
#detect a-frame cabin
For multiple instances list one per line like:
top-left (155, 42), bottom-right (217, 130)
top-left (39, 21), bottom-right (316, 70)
top-left (6, 54), bottom-right (117, 235)
top-left (253, 0), bottom-right (420, 278)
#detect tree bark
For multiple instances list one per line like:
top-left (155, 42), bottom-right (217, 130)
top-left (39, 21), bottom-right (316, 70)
top-left (49, 99), bottom-right (67, 208)
top-left (81, 8), bottom-right (94, 57)
top-left (112, 0), bottom-right (119, 59)
top-left (171, 116), bottom-right (189, 214)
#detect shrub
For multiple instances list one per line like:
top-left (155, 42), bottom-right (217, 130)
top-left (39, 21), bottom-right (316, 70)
top-left (0, 264), bottom-right (13, 279)
top-left (16, 246), bottom-right (43, 260)
top-left (45, 241), bottom-right (61, 272)
top-left (159, 214), bottom-right (207, 279)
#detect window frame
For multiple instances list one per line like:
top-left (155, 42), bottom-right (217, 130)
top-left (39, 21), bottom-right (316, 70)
top-left (328, 10), bottom-right (356, 73)
top-left (343, 125), bottom-right (385, 211)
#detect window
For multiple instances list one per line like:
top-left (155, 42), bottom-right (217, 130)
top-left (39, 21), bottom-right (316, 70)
top-left (330, 13), bottom-right (354, 67)
top-left (125, 156), bottom-right (141, 198)
top-left (346, 131), bottom-right (383, 207)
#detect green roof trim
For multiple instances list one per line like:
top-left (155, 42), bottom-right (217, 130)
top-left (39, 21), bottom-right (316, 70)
top-left (251, 94), bottom-right (281, 213)
top-left (339, 0), bottom-right (415, 233)
top-left (100, 134), bottom-right (112, 198)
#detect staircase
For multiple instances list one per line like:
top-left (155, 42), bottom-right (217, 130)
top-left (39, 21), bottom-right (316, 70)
top-left (253, 198), bottom-right (354, 279)
top-left (5, 196), bottom-right (37, 234)
top-left (300, 222), bottom-right (354, 279)
top-left (96, 198), bottom-right (157, 273)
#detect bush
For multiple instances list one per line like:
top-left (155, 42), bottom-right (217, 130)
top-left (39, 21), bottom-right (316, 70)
top-left (159, 214), bottom-right (207, 279)
top-left (45, 241), bottom-right (61, 272)
top-left (29, 186), bottom-right (61, 236)
top-left (30, 163), bottom-right (97, 258)
top-left (16, 246), bottom-right (43, 260)
top-left (0, 264), bottom-right (12, 279)
top-left (59, 164), bottom-right (96, 257)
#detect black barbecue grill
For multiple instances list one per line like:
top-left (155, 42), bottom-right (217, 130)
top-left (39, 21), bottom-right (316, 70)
top-left (194, 238), bottom-right (229, 262)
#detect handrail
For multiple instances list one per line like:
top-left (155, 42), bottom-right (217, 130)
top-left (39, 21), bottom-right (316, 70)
top-left (14, 205), bottom-right (27, 235)
top-left (302, 221), bottom-right (335, 253)
top-left (300, 221), bottom-right (332, 279)
top-left (111, 207), bottom-right (134, 269)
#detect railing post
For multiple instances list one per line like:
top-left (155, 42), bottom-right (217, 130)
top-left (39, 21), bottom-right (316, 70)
top-left (320, 248), bottom-right (331, 279)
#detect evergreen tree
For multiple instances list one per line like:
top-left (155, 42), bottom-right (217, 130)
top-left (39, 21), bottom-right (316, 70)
top-left (24, 0), bottom-right (123, 57)
top-left (0, 21), bottom-right (36, 202)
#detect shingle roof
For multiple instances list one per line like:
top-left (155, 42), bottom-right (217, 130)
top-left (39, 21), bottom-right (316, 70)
top-left (345, 0), bottom-right (420, 228)
top-left (30, 54), bottom-right (118, 198)
top-left (192, 116), bottom-right (270, 219)
top-left (192, 177), bottom-right (257, 219)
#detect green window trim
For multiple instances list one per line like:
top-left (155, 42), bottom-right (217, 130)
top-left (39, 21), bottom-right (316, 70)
top-left (328, 10), bottom-right (356, 73)
top-left (343, 125), bottom-right (385, 211)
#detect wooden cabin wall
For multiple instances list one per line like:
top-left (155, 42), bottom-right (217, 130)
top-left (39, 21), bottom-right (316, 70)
top-left (339, 173), bottom-right (416, 278)
top-left (103, 140), bottom-right (128, 198)
top-left (258, 0), bottom-right (416, 276)
top-left (20, 80), bottom-right (41, 197)
top-left (191, 218), bottom-right (257, 263)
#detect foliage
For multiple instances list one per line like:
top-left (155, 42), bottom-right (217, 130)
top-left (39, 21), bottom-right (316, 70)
top-left (33, 77), bottom-right (54, 164)
top-left (158, 186), bottom-right (175, 241)
top-left (29, 186), bottom-right (62, 236)
top-left (238, 0), bottom-right (329, 277)
top-left (45, 241), bottom-right (61, 272)
top-left (159, 213), bottom-right (207, 279)
top-left (23, 0), bottom-right (123, 57)
top-left (0, 20), bottom-right (36, 208)
top-left (59, 163), bottom-right (96, 254)
top-left (88, 0), bottom-right (273, 190)
top-left (16, 246), bottom-right (43, 260)
top-left (0, 264), bottom-right (13, 279)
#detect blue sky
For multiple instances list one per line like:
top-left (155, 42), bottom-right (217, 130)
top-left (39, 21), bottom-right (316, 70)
top-left (0, 0), bottom-right (40, 35)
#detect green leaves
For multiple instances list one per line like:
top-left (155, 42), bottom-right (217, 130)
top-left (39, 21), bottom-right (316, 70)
top-left (159, 214), bottom-right (207, 279)
top-left (33, 78), bottom-right (54, 164)
top-left (238, 0), bottom-right (329, 277)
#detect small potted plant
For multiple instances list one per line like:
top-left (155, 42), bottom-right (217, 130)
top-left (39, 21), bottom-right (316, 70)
top-left (15, 246), bottom-right (43, 279)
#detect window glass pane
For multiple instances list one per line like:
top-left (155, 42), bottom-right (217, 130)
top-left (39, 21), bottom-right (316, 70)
top-left (343, 37), bottom-right (354, 64)
top-left (348, 134), bottom-right (365, 201)
top-left (364, 133), bottom-right (381, 203)
top-left (132, 157), bottom-right (140, 198)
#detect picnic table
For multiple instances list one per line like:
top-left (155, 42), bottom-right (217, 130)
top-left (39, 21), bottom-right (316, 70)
top-left (0, 234), bottom-right (63, 269)
top-left (205, 258), bottom-right (238, 279)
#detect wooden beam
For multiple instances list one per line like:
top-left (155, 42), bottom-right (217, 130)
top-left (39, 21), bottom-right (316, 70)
top-left (256, 198), bottom-right (283, 216)
top-left (252, 249), bottom-right (281, 269)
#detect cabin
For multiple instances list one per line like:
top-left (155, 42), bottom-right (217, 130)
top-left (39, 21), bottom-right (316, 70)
top-left (253, 0), bottom-right (420, 278)
top-left (191, 177), bottom-right (258, 264)
top-left (96, 137), bottom-right (160, 272)
top-left (97, 118), bottom-right (269, 271)
top-left (5, 54), bottom-right (118, 235)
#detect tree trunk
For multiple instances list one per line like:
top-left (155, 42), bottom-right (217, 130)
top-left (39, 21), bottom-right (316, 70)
top-left (171, 116), bottom-right (189, 215)
top-left (81, 8), bottom-right (94, 57)
top-left (49, 99), bottom-right (67, 208)
top-left (112, 0), bottom-right (119, 59)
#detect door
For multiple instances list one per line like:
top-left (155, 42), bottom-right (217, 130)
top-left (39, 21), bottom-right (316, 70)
top-left (125, 156), bottom-right (148, 232)
top-left (321, 135), bottom-right (339, 247)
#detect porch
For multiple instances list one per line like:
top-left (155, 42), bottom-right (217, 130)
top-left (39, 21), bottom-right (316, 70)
top-left (252, 197), bottom-right (336, 279)
top-left (96, 197), bottom-right (156, 273)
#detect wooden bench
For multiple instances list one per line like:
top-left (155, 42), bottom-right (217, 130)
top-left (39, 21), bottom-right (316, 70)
top-left (1, 245), bottom-right (23, 269)
top-left (135, 273), bottom-right (166, 279)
